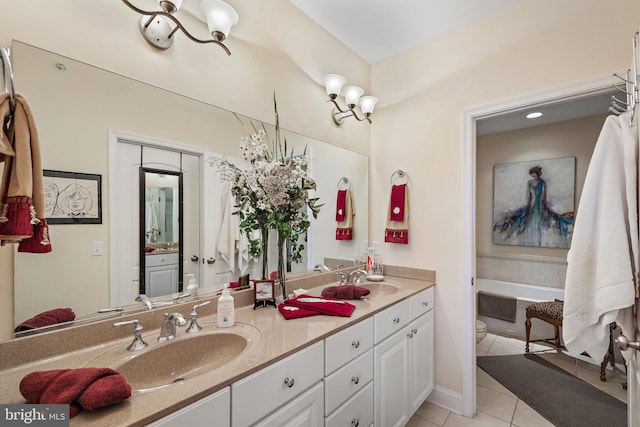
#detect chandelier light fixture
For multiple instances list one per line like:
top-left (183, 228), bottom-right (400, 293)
top-left (324, 74), bottom-right (378, 125)
top-left (121, 0), bottom-right (239, 55)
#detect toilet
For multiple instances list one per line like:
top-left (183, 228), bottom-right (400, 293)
top-left (476, 320), bottom-right (487, 343)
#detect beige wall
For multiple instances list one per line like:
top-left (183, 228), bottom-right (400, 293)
top-left (476, 114), bottom-right (605, 257)
top-left (370, 0), bottom-right (639, 404)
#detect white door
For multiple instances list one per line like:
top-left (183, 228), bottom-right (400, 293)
top-left (110, 135), bottom-right (201, 306)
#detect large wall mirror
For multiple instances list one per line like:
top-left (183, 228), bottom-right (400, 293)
top-left (7, 40), bottom-right (368, 339)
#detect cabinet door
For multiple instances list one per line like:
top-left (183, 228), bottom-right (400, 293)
top-left (148, 387), bottom-right (230, 427)
top-left (253, 381), bottom-right (324, 427)
top-left (374, 327), bottom-right (409, 427)
top-left (147, 264), bottom-right (178, 297)
top-left (409, 310), bottom-right (434, 415)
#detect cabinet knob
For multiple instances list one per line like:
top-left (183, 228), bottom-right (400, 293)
top-left (351, 376), bottom-right (360, 385)
top-left (422, 301), bottom-right (429, 307)
top-left (351, 340), bottom-right (360, 349)
top-left (283, 377), bottom-right (295, 388)
top-left (407, 332), bottom-right (414, 338)
top-left (351, 418), bottom-right (360, 427)
top-left (412, 328), bottom-right (418, 335)
top-left (393, 317), bottom-right (400, 324)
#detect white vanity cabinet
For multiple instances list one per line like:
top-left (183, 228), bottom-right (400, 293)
top-left (148, 386), bottom-right (230, 427)
top-left (231, 341), bottom-right (324, 427)
top-left (374, 287), bottom-right (435, 427)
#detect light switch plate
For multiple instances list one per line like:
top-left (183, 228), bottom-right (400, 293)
top-left (92, 241), bottom-right (103, 256)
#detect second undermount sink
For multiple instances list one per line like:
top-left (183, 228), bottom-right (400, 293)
top-left (86, 324), bottom-right (261, 391)
top-left (359, 281), bottom-right (400, 296)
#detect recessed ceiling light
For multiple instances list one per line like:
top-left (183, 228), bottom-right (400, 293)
top-left (526, 111), bottom-right (543, 119)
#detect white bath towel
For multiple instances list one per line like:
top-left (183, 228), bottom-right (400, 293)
top-left (217, 182), bottom-right (239, 272)
top-left (563, 112), bottom-right (638, 361)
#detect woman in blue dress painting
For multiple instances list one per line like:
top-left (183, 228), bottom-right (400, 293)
top-left (494, 166), bottom-right (573, 247)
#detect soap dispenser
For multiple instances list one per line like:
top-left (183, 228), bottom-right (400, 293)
top-left (217, 284), bottom-right (235, 328)
top-left (185, 274), bottom-right (199, 297)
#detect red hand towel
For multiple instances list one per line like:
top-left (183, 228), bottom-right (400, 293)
top-left (15, 308), bottom-right (75, 332)
top-left (321, 285), bottom-right (370, 300)
top-left (335, 189), bottom-right (347, 221)
top-left (278, 303), bottom-right (322, 320)
top-left (284, 295), bottom-right (356, 317)
top-left (20, 368), bottom-right (132, 418)
top-left (389, 184), bottom-right (406, 221)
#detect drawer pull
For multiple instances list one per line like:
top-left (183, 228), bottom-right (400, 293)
top-left (351, 340), bottom-right (360, 349)
top-left (412, 328), bottom-right (418, 335)
top-left (422, 301), bottom-right (429, 307)
top-left (407, 331), bottom-right (414, 338)
top-left (393, 317), bottom-right (400, 324)
top-left (351, 418), bottom-right (360, 427)
top-left (351, 376), bottom-right (360, 385)
top-left (283, 377), bottom-right (295, 388)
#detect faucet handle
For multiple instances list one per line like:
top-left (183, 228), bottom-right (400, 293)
top-left (187, 300), bottom-right (211, 334)
top-left (113, 319), bottom-right (148, 351)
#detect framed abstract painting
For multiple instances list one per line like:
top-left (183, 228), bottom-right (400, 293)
top-left (492, 157), bottom-right (575, 248)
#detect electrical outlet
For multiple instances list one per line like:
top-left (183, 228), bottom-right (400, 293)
top-left (92, 241), bottom-right (103, 256)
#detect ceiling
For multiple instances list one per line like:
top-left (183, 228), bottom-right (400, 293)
top-left (289, 0), bottom-right (525, 64)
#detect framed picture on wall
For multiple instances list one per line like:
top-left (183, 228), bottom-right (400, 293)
top-left (492, 157), bottom-right (575, 248)
top-left (43, 170), bottom-right (102, 224)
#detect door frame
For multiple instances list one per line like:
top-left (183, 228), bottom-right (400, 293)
top-left (108, 129), bottom-right (204, 306)
top-left (460, 75), bottom-right (619, 416)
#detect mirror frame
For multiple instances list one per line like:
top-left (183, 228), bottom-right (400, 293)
top-left (139, 167), bottom-right (184, 295)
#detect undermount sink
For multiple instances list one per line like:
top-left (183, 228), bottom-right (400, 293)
top-left (359, 282), bottom-right (399, 296)
top-left (86, 324), bottom-right (260, 391)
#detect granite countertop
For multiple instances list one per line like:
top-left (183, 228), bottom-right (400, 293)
top-left (0, 271), bottom-right (435, 427)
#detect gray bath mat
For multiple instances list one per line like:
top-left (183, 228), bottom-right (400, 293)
top-left (477, 290), bottom-right (516, 323)
top-left (477, 354), bottom-right (627, 427)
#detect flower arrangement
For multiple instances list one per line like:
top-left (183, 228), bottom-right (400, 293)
top-left (216, 95), bottom-right (322, 283)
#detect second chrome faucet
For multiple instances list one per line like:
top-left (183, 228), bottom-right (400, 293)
top-left (158, 312), bottom-right (187, 342)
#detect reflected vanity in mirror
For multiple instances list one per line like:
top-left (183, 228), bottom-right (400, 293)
top-left (7, 40), bottom-right (368, 339)
top-left (140, 168), bottom-right (183, 297)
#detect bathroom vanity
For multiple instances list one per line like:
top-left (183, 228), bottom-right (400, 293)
top-left (0, 267), bottom-right (435, 427)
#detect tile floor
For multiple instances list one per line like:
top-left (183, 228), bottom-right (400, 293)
top-left (407, 332), bottom-right (628, 427)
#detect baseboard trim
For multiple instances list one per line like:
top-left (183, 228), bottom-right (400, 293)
top-left (427, 385), bottom-right (463, 415)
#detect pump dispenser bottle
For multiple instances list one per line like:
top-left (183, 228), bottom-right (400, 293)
top-left (217, 284), bottom-right (235, 327)
top-left (185, 274), bottom-right (199, 297)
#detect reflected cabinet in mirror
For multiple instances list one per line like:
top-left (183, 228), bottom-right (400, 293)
top-left (140, 168), bottom-right (183, 297)
top-left (7, 40), bottom-right (368, 339)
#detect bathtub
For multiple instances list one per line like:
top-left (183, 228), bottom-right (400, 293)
top-left (476, 278), bottom-right (565, 341)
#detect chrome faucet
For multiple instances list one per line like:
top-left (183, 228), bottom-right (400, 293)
top-left (158, 312), bottom-right (187, 341)
top-left (334, 271), bottom-right (346, 285)
top-left (136, 294), bottom-right (174, 310)
top-left (347, 269), bottom-right (368, 285)
top-left (314, 264), bottom-right (332, 272)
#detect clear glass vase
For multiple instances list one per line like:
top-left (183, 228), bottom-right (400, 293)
top-left (260, 224), bottom-right (269, 280)
top-left (276, 231), bottom-right (287, 301)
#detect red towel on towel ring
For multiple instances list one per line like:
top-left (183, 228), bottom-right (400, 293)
top-left (389, 184), bottom-right (406, 221)
top-left (15, 307), bottom-right (76, 332)
top-left (20, 368), bottom-right (132, 417)
top-left (335, 189), bottom-right (347, 221)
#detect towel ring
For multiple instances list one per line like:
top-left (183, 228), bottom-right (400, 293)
top-left (390, 169), bottom-right (408, 185)
top-left (337, 177), bottom-right (351, 190)
top-left (0, 47), bottom-right (15, 112)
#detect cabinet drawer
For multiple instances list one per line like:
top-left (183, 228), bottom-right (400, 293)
top-left (232, 341), bottom-right (324, 427)
top-left (410, 287), bottom-right (434, 319)
top-left (325, 317), bottom-right (373, 374)
top-left (149, 387), bottom-right (230, 427)
top-left (325, 349), bottom-right (373, 415)
top-left (325, 381), bottom-right (374, 427)
top-left (146, 253), bottom-right (179, 267)
top-left (374, 299), bottom-right (410, 344)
